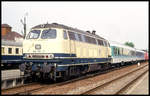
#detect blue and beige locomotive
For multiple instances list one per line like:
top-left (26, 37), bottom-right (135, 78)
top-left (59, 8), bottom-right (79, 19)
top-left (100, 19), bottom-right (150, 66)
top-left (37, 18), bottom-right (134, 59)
top-left (20, 23), bottom-right (112, 81)
top-left (2, 40), bottom-right (23, 69)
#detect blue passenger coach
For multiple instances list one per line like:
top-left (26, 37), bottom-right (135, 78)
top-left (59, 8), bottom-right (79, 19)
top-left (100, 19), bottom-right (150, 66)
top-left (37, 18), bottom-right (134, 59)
top-left (1, 40), bottom-right (23, 69)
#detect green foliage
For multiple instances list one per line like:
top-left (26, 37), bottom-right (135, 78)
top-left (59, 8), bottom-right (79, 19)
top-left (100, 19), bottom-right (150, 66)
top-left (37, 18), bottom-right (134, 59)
top-left (124, 42), bottom-right (134, 48)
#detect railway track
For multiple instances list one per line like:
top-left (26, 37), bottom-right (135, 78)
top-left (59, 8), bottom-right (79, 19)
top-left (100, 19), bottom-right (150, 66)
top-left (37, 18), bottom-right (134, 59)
top-left (81, 64), bottom-right (148, 95)
top-left (2, 61), bottom-right (148, 95)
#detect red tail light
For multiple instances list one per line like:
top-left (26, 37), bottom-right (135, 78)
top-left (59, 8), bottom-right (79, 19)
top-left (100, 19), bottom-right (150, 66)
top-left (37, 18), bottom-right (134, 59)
top-left (46, 55), bottom-right (49, 58)
top-left (29, 55), bottom-right (31, 58)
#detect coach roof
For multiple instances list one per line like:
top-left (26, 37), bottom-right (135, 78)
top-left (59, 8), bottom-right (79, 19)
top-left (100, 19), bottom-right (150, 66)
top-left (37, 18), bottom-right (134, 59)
top-left (32, 23), bottom-right (106, 41)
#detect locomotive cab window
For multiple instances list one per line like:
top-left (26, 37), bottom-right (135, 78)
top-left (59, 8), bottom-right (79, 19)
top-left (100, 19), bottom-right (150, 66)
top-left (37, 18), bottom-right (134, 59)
top-left (41, 29), bottom-right (57, 39)
top-left (26, 30), bottom-right (41, 39)
top-left (8, 48), bottom-right (12, 54)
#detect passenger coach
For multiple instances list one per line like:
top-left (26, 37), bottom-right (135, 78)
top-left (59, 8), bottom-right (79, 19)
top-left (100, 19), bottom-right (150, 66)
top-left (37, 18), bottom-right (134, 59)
top-left (2, 40), bottom-right (23, 69)
top-left (110, 41), bottom-right (146, 67)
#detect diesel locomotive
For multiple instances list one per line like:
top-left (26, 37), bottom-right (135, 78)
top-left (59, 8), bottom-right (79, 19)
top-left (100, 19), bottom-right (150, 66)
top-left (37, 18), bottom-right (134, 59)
top-left (20, 23), bottom-right (112, 81)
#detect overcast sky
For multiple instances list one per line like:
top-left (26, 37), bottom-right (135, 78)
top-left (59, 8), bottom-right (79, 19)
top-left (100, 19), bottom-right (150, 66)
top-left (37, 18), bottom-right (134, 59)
top-left (2, 1), bottom-right (148, 50)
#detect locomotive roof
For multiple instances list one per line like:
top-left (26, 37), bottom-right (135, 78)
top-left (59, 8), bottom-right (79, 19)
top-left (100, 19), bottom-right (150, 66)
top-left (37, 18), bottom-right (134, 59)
top-left (32, 23), bottom-right (107, 41)
top-left (2, 40), bottom-right (22, 47)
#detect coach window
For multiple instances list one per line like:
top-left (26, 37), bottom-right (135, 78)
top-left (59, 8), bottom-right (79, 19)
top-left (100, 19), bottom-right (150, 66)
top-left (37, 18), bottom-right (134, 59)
top-left (114, 47), bottom-right (117, 56)
top-left (118, 48), bottom-right (120, 55)
top-left (8, 48), bottom-right (12, 54)
top-left (63, 30), bottom-right (68, 39)
top-left (41, 29), bottom-right (57, 39)
top-left (16, 48), bottom-right (19, 54)
top-left (2, 47), bottom-right (5, 54)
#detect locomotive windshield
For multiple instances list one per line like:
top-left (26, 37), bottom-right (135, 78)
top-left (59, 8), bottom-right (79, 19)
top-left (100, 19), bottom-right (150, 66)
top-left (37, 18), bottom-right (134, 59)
top-left (26, 30), bottom-right (41, 39)
top-left (41, 29), bottom-right (56, 39)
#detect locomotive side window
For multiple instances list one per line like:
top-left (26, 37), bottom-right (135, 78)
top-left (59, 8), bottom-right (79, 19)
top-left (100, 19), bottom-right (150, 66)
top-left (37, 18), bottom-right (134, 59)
top-left (107, 42), bottom-right (110, 47)
top-left (97, 39), bottom-right (104, 46)
top-left (85, 36), bottom-right (90, 43)
top-left (26, 30), bottom-right (41, 39)
top-left (78, 34), bottom-right (82, 41)
top-left (16, 48), bottom-right (19, 54)
top-left (63, 30), bottom-right (68, 39)
top-left (103, 41), bottom-right (107, 47)
top-left (68, 31), bottom-right (76, 40)
top-left (91, 38), bottom-right (96, 44)
top-left (81, 35), bottom-right (86, 42)
top-left (41, 29), bottom-right (56, 39)
top-left (8, 48), bottom-right (12, 54)
top-left (75, 33), bottom-right (80, 41)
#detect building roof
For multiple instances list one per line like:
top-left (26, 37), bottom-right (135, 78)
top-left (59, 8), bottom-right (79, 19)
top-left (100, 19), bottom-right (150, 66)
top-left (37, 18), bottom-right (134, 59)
top-left (1, 24), bottom-right (12, 28)
top-left (2, 31), bottom-right (23, 41)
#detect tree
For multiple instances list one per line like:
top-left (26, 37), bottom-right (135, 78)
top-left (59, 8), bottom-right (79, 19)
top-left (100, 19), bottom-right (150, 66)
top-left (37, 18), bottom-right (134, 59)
top-left (124, 42), bottom-right (134, 48)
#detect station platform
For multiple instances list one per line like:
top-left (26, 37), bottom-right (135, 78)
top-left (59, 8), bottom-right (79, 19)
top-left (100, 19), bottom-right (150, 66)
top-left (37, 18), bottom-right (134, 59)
top-left (2, 69), bottom-right (23, 80)
top-left (1, 69), bottom-right (24, 89)
top-left (127, 71), bottom-right (149, 95)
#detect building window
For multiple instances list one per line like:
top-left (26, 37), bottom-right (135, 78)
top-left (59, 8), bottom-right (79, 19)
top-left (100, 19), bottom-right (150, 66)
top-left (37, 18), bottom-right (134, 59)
top-left (8, 48), bottom-right (12, 54)
top-left (16, 48), bottom-right (19, 54)
top-left (2, 47), bottom-right (5, 54)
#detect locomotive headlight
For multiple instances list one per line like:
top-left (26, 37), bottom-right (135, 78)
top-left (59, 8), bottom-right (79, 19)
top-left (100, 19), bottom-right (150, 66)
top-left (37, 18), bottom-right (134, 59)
top-left (49, 54), bottom-right (54, 58)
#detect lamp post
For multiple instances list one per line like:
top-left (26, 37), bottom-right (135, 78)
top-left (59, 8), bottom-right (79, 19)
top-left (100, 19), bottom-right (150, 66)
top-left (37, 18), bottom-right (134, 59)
top-left (21, 13), bottom-right (28, 39)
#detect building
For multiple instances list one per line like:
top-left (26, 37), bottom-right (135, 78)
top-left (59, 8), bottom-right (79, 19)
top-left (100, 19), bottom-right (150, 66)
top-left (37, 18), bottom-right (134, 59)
top-left (1, 24), bottom-right (23, 41)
